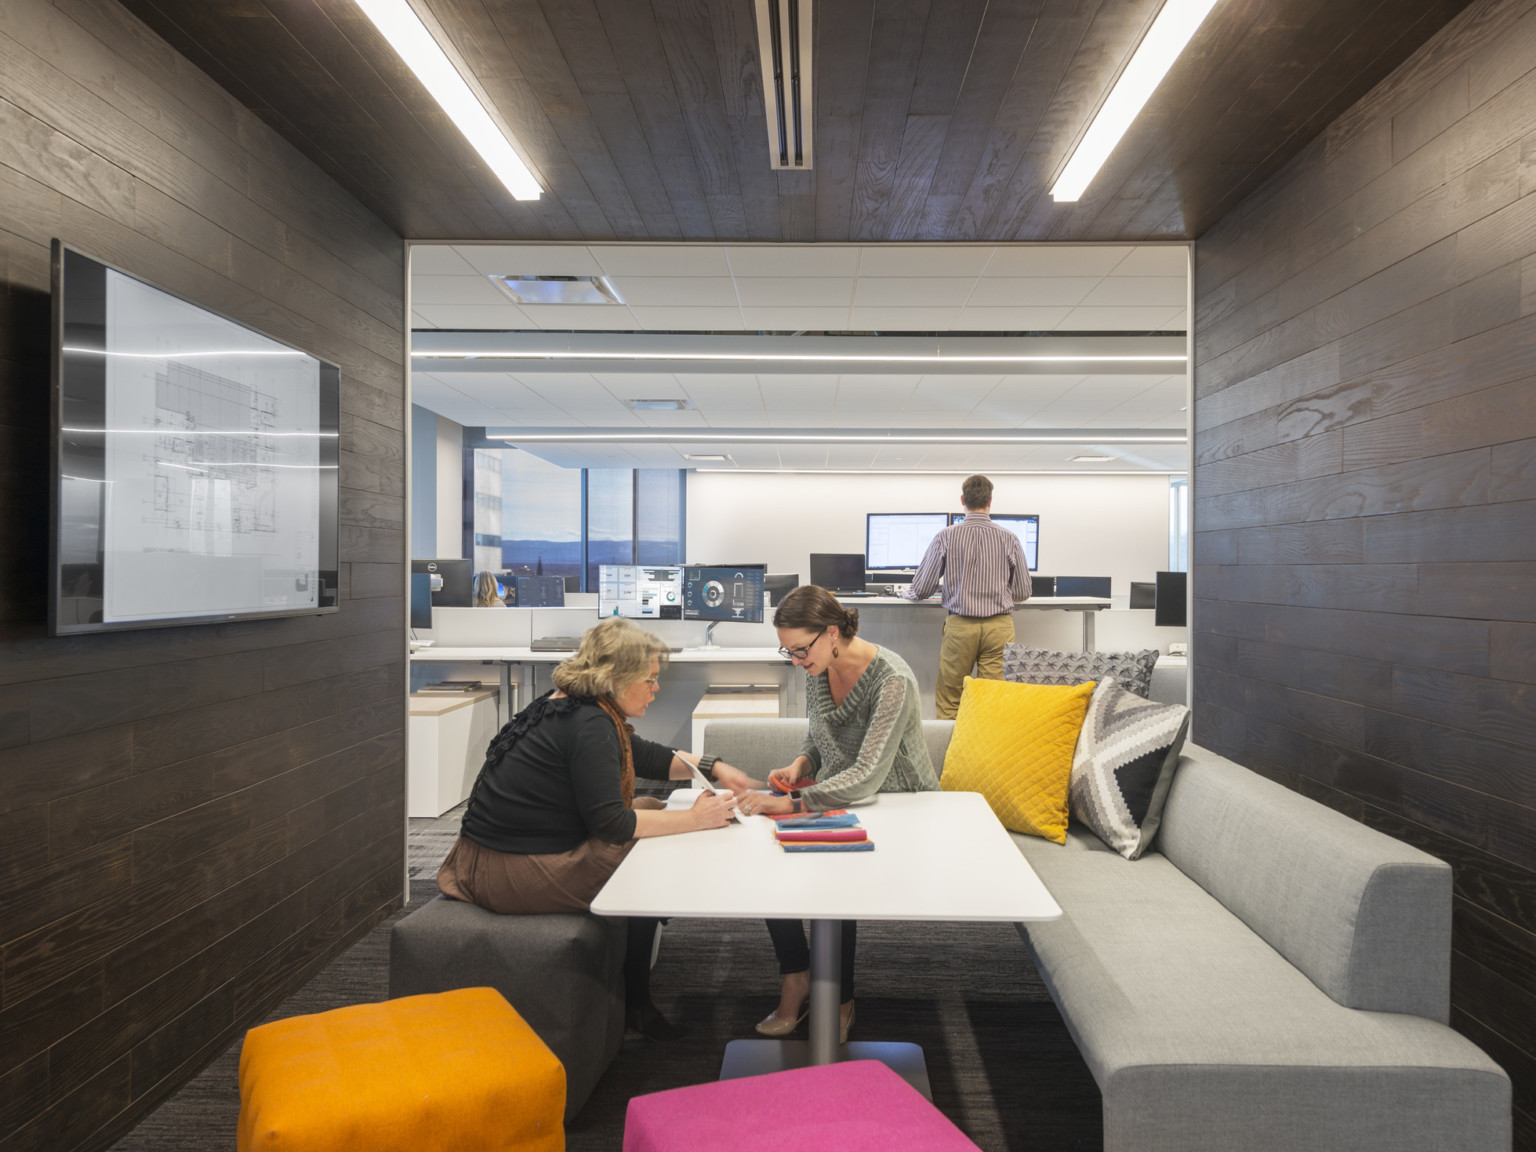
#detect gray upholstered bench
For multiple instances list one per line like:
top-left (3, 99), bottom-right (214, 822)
top-left (702, 718), bottom-right (1511, 1152)
top-left (388, 896), bottom-right (625, 1120)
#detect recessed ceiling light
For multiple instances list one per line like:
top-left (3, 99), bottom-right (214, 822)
top-left (627, 398), bottom-right (694, 411)
top-left (490, 275), bottom-right (623, 305)
top-left (683, 454), bottom-right (732, 462)
top-left (352, 1), bottom-right (540, 200)
top-left (1072, 454), bottom-right (1116, 462)
top-left (1050, 0), bottom-right (1223, 202)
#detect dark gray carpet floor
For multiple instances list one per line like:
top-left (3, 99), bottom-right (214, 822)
top-left (109, 804), bottom-right (1102, 1150)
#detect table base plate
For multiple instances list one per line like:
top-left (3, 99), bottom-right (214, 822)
top-left (719, 1039), bottom-right (931, 1098)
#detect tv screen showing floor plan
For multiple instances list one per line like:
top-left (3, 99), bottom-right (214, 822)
top-left (50, 242), bottom-right (340, 634)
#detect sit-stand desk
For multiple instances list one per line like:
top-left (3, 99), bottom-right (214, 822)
top-left (842, 595), bottom-right (1112, 652)
top-left (590, 791), bottom-right (1061, 1096)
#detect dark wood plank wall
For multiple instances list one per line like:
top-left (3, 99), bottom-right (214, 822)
top-left (1191, 0), bottom-right (1536, 1145)
top-left (0, 2), bottom-right (406, 1150)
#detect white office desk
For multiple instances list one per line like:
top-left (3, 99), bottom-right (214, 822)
top-left (590, 790), bottom-right (1060, 1093)
top-left (839, 594), bottom-right (1112, 650)
top-left (409, 646), bottom-right (790, 725)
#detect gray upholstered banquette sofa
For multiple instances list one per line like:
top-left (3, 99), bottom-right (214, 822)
top-left (702, 718), bottom-right (1512, 1152)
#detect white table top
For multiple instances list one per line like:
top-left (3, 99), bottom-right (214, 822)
top-left (590, 790), bottom-right (1061, 923)
top-left (838, 595), bottom-right (1110, 610)
top-left (410, 645), bottom-right (789, 664)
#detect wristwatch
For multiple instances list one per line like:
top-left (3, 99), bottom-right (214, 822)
top-left (695, 754), bottom-right (719, 783)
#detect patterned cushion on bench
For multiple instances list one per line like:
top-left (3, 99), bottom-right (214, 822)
top-left (1003, 643), bottom-right (1160, 698)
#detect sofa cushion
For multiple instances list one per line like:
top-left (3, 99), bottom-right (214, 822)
top-left (1003, 643), bottom-right (1160, 698)
top-left (1069, 679), bottom-right (1189, 859)
top-left (1158, 747), bottom-right (1453, 1020)
top-left (1012, 829), bottom-right (1510, 1152)
top-left (940, 677), bottom-right (1093, 843)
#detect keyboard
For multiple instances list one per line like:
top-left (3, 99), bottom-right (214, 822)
top-left (530, 636), bottom-right (582, 651)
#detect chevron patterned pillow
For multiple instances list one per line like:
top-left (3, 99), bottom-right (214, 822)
top-left (1069, 678), bottom-right (1189, 859)
top-left (1002, 644), bottom-right (1160, 698)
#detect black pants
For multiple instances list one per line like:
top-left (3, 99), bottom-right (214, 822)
top-left (764, 919), bottom-right (856, 1001)
top-left (623, 917), bottom-right (662, 1006)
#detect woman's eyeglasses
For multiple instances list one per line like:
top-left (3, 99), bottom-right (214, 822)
top-left (642, 677), bottom-right (661, 689)
top-left (778, 628), bottom-right (827, 661)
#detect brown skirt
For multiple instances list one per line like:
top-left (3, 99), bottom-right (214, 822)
top-left (436, 798), bottom-right (663, 914)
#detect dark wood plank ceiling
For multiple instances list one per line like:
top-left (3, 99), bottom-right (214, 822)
top-left (120, 0), bottom-right (1474, 242)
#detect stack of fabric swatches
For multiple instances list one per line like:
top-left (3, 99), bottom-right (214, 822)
top-left (768, 810), bottom-right (874, 852)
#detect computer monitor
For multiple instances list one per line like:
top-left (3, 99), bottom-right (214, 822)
top-left (809, 554), bottom-right (867, 594)
top-left (950, 513), bottom-right (1039, 571)
top-left (865, 513), bottom-right (948, 570)
top-left (411, 558), bottom-right (472, 607)
top-left (682, 565), bottom-right (766, 622)
top-left (409, 572), bottom-right (433, 629)
top-left (1155, 571), bottom-right (1188, 628)
top-left (764, 573), bottom-right (800, 607)
top-left (599, 565), bottom-right (683, 619)
top-left (506, 574), bottom-right (565, 607)
top-left (1129, 581), bottom-right (1157, 609)
top-left (1056, 576), bottom-right (1112, 599)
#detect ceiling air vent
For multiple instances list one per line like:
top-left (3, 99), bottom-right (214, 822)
top-left (753, 0), bottom-right (813, 169)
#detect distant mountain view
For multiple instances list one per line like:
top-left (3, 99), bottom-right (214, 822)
top-left (499, 538), bottom-right (681, 583)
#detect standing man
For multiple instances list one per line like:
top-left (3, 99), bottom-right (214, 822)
top-left (903, 475), bottom-right (1032, 718)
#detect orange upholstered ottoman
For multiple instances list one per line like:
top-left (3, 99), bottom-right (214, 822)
top-left (238, 987), bottom-right (564, 1152)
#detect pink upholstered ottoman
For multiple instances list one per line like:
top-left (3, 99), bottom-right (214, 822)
top-left (623, 1060), bottom-right (982, 1151)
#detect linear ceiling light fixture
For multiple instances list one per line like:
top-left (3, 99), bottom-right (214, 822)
top-left (488, 432), bottom-right (1186, 444)
top-left (1050, 0), bottom-right (1222, 202)
top-left (753, 0), bottom-right (814, 168)
top-left (417, 350), bottom-right (1186, 364)
top-left (353, 0), bottom-right (541, 200)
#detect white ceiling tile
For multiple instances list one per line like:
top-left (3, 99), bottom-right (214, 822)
top-left (411, 302), bottom-right (532, 329)
top-left (634, 409), bottom-right (709, 426)
top-left (952, 306), bottom-right (1075, 330)
top-left (986, 246), bottom-right (1133, 277)
top-left (739, 306), bottom-right (850, 330)
top-left (856, 246), bottom-right (994, 277)
top-left (516, 304), bottom-right (640, 330)
top-left (775, 445), bottom-right (833, 467)
top-left (726, 246), bottom-right (861, 276)
top-left (702, 413), bottom-right (772, 426)
top-left (453, 245), bottom-right (605, 276)
top-left (1056, 306), bottom-right (1186, 330)
top-left (674, 372), bottom-right (762, 389)
top-left (734, 278), bottom-right (854, 307)
top-left (410, 310), bottom-right (438, 329)
top-left (590, 372), bottom-right (683, 392)
top-left (966, 278), bottom-right (1099, 306)
top-left (853, 279), bottom-right (973, 306)
top-left (846, 306), bottom-right (960, 330)
top-left (410, 245), bottom-right (477, 274)
top-left (510, 372), bottom-right (599, 391)
top-left (607, 276), bottom-right (737, 306)
top-left (591, 245), bottom-right (731, 277)
top-left (1081, 277), bottom-right (1187, 307)
top-left (768, 409), bottom-right (837, 425)
top-left (761, 380), bottom-right (837, 408)
top-left (629, 306), bottom-right (745, 330)
top-left (825, 447), bottom-right (880, 467)
top-left (412, 275), bottom-right (510, 306)
top-left (1164, 309), bottom-right (1189, 329)
top-left (1112, 246), bottom-right (1190, 276)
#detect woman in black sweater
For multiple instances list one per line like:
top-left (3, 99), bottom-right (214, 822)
top-left (437, 616), bottom-right (740, 1039)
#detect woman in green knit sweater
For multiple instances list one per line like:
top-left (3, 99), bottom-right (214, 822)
top-left (738, 584), bottom-right (939, 1041)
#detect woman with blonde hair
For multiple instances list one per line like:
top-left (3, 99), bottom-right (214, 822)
top-left (473, 571), bottom-right (505, 607)
top-left (438, 616), bottom-right (746, 1039)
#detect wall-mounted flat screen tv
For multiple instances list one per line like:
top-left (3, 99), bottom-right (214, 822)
top-left (50, 242), bottom-right (340, 634)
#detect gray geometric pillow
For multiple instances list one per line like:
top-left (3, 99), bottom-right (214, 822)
top-left (1002, 643), bottom-right (1160, 698)
top-left (1069, 679), bottom-right (1190, 859)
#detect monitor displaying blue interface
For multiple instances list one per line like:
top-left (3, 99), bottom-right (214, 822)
top-left (950, 513), bottom-right (1039, 571)
top-left (682, 565), bottom-right (765, 623)
top-left (507, 574), bottom-right (564, 607)
top-left (599, 565), bottom-right (683, 619)
top-left (866, 513), bottom-right (948, 569)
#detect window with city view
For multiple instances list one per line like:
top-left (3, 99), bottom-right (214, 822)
top-left (468, 449), bottom-right (684, 590)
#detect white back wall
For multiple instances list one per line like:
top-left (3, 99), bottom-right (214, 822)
top-left (686, 471), bottom-right (1174, 599)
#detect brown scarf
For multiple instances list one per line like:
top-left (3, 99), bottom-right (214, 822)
top-left (596, 694), bottom-right (636, 809)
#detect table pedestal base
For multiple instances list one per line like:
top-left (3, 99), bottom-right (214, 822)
top-left (718, 1039), bottom-right (931, 1098)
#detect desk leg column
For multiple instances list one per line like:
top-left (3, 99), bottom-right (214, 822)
top-left (1082, 610), bottom-right (1096, 652)
top-left (808, 919), bottom-right (841, 1065)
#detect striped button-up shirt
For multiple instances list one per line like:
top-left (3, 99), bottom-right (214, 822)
top-left (903, 512), bottom-right (1032, 617)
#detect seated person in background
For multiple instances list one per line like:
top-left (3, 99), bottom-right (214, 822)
top-left (437, 616), bottom-right (746, 1040)
top-left (473, 572), bottom-right (506, 607)
top-left (737, 585), bottom-right (939, 1042)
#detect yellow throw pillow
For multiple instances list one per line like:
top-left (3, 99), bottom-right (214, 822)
top-left (941, 676), bottom-right (1095, 843)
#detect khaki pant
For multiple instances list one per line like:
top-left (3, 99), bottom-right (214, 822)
top-left (936, 612), bottom-right (1015, 719)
